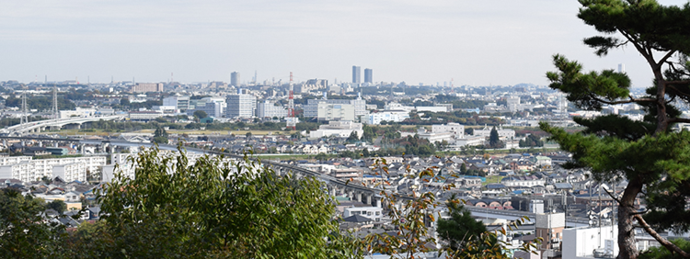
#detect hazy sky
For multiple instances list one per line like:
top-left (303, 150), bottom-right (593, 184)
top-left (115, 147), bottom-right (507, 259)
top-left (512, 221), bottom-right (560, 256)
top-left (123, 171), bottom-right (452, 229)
top-left (0, 0), bottom-right (687, 87)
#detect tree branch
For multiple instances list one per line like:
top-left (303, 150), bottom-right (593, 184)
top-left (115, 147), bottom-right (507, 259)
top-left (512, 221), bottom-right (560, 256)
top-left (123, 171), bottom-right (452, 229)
top-left (634, 214), bottom-right (690, 258)
top-left (603, 187), bottom-right (621, 204)
top-left (668, 118), bottom-right (690, 124)
top-left (619, 30), bottom-right (658, 70)
top-left (659, 50), bottom-right (677, 67)
top-left (666, 80), bottom-right (690, 86)
top-left (589, 94), bottom-right (656, 105)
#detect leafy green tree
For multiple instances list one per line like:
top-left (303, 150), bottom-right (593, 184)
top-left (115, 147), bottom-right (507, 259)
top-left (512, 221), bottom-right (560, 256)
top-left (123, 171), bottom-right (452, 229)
top-left (193, 110), bottom-right (208, 119)
top-left (519, 134), bottom-right (543, 148)
top-left (363, 158), bottom-right (539, 259)
top-left (437, 196), bottom-right (492, 251)
top-left (541, 1), bottom-right (690, 257)
top-left (153, 126), bottom-right (168, 144)
top-left (347, 131), bottom-right (360, 143)
top-left (640, 238), bottom-right (690, 259)
top-left (46, 199), bottom-right (67, 214)
top-left (489, 126), bottom-right (500, 147)
top-left (315, 152), bottom-right (328, 162)
top-left (0, 188), bottom-right (66, 258)
top-left (97, 147), bottom-right (348, 258)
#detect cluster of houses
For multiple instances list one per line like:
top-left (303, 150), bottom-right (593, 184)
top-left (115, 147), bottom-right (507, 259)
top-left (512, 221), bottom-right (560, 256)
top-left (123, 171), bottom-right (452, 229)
top-left (1, 177), bottom-right (101, 228)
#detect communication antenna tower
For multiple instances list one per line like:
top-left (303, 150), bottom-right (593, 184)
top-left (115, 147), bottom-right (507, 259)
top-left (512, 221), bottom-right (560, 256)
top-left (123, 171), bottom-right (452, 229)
top-left (286, 72), bottom-right (297, 130)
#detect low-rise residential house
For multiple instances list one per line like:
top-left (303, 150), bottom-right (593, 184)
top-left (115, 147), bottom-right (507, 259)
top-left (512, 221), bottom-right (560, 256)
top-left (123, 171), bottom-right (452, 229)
top-left (344, 206), bottom-right (384, 222)
top-left (501, 175), bottom-right (545, 188)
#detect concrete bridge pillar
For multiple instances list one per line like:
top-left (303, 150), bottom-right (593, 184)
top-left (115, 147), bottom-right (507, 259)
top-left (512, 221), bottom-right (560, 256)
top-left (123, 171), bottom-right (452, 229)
top-left (348, 191), bottom-right (354, 201)
top-left (330, 187), bottom-right (336, 197)
top-left (365, 194), bottom-right (372, 206)
top-left (356, 192), bottom-right (362, 203)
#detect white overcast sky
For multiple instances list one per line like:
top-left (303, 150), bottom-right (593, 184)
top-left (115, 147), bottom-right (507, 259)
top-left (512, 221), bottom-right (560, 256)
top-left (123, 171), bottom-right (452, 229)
top-left (0, 0), bottom-right (687, 87)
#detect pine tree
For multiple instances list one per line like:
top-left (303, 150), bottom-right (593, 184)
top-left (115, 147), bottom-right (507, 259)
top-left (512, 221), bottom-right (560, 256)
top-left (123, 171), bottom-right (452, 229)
top-left (541, 1), bottom-right (690, 257)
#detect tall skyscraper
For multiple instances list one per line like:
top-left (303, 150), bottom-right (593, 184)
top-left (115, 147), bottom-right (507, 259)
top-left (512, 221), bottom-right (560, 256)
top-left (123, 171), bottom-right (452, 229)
top-left (352, 66), bottom-right (361, 84)
top-left (231, 71), bottom-right (240, 86)
top-left (364, 68), bottom-right (373, 83)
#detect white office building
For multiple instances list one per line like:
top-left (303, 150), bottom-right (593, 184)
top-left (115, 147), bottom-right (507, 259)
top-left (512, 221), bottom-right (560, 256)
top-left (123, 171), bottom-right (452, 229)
top-left (309, 120), bottom-right (363, 139)
top-left (303, 95), bottom-right (367, 118)
top-left (473, 125), bottom-right (516, 140)
top-left (257, 100), bottom-right (288, 118)
top-left (226, 94), bottom-right (256, 118)
top-left (196, 102), bottom-right (225, 118)
top-left (431, 123), bottom-right (465, 139)
top-left (344, 206), bottom-right (383, 222)
top-left (163, 95), bottom-right (190, 111)
top-left (366, 111), bottom-right (410, 125)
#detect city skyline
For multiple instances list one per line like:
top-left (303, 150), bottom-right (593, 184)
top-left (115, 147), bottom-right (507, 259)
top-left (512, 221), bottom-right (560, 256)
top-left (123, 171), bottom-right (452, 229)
top-left (0, 0), bottom-right (688, 87)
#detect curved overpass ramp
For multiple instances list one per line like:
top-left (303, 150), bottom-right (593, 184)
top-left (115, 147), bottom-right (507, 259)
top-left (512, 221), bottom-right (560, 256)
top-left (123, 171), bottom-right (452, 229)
top-left (1, 115), bottom-right (126, 135)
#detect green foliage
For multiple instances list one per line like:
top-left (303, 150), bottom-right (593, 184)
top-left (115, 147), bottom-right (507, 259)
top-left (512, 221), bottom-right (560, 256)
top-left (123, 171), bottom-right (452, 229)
top-left (5, 94), bottom-right (76, 111)
top-left (403, 111), bottom-right (503, 126)
top-left (314, 152), bottom-right (329, 162)
top-left (451, 100), bottom-right (488, 109)
top-left (46, 199), bottom-right (67, 214)
top-left (363, 157), bottom-right (540, 259)
top-left (153, 127), bottom-right (168, 144)
top-left (97, 147), bottom-right (347, 258)
top-left (489, 127), bottom-right (500, 147)
top-left (113, 99), bottom-right (161, 111)
top-left (193, 110), bottom-right (208, 119)
top-left (519, 134), bottom-right (543, 148)
top-left (347, 131), bottom-right (360, 143)
top-left (546, 55), bottom-right (631, 111)
top-left (0, 188), bottom-right (66, 258)
top-left (640, 238), bottom-right (690, 259)
top-left (436, 196), bottom-right (490, 251)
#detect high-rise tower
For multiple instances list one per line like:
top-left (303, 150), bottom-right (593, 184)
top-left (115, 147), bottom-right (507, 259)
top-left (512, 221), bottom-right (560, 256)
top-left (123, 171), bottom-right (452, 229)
top-left (352, 66), bottom-right (361, 84)
top-left (231, 71), bottom-right (240, 87)
top-left (364, 68), bottom-right (373, 83)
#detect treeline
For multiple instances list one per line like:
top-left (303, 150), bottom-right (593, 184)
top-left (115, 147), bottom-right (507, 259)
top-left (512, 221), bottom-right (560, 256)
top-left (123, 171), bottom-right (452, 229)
top-left (4, 94), bottom-right (76, 111)
top-left (399, 111), bottom-right (503, 126)
top-left (114, 98), bottom-right (162, 111)
top-left (83, 120), bottom-right (323, 132)
top-left (340, 135), bottom-right (437, 158)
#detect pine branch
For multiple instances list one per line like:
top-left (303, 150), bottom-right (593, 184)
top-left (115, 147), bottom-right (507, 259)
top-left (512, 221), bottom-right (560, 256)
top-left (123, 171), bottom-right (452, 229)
top-left (666, 80), bottom-right (690, 86)
top-left (668, 118), bottom-right (690, 124)
top-left (588, 94), bottom-right (656, 105)
top-left (619, 30), bottom-right (657, 69)
top-left (634, 214), bottom-right (690, 258)
top-left (659, 50), bottom-right (677, 67)
top-left (603, 188), bottom-right (621, 204)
